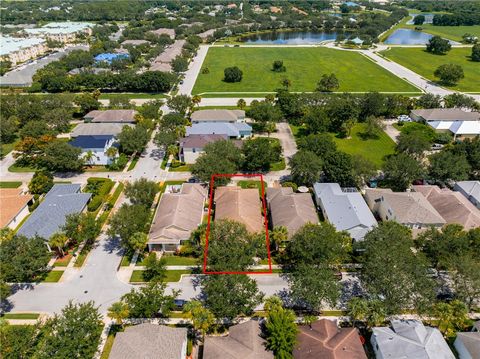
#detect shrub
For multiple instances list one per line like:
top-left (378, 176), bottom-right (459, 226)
top-left (224, 66), bottom-right (243, 83)
top-left (108, 153), bottom-right (128, 170)
top-left (87, 196), bottom-right (103, 212)
top-left (170, 160), bottom-right (185, 168)
top-left (281, 181), bottom-right (298, 192)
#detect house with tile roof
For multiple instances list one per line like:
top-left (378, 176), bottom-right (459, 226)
top-left (455, 181), bottom-right (480, 209)
top-left (191, 109), bottom-right (246, 124)
top-left (454, 327), bottom-right (480, 359)
top-left (214, 186), bottom-right (264, 233)
top-left (313, 183), bottom-right (377, 241)
top-left (0, 188), bottom-right (33, 229)
top-left (186, 122), bottom-right (252, 139)
top-left (364, 188), bottom-right (445, 233)
top-left (84, 109), bottom-right (137, 123)
top-left (410, 108), bottom-right (480, 140)
top-left (179, 134), bottom-right (228, 164)
top-left (294, 319), bottom-right (367, 359)
top-left (413, 185), bottom-right (480, 230)
top-left (70, 135), bottom-right (118, 165)
top-left (109, 324), bottom-right (187, 359)
top-left (371, 320), bottom-right (455, 359)
top-left (266, 187), bottom-right (319, 238)
top-left (17, 184), bottom-right (91, 240)
top-left (148, 183), bottom-right (207, 251)
top-left (203, 320), bottom-right (273, 359)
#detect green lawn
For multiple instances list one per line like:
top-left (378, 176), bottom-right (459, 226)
top-left (98, 93), bottom-right (166, 100)
top-left (238, 180), bottom-right (268, 194)
top-left (41, 270), bottom-right (63, 283)
top-left (169, 164), bottom-right (191, 172)
top-left (270, 158), bottom-right (286, 171)
top-left (381, 47), bottom-right (480, 93)
top-left (332, 123), bottom-right (396, 168)
top-left (8, 162), bottom-right (37, 173)
top-left (193, 47), bottom-right (419, 94)
top-left (129, 270), bottom-right (192, 283)
top-left (162, 255), bottom-right (199, 266)
top-left (0, 313), bottom-right (40, 320)
top-left (402, 24), bottom-right (480, 42)
top-left (0, 138), bottom-right (19, 159)
top-left (0, 181), bottom-right (22, 188)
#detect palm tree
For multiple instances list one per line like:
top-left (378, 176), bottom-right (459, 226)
top-left (167, 144), bottom-right (179, 159)
top-left (271, 226), bottom-right (288, 252)
top-left (281, 78), bottom-right (291, 90)
top-left (347, 297), bottom-right (368, 327)
top-left (365, 299), bottom-right (387, 327)
top-left (264, 295), bottom-right (283, 312)
top-left (183, 300), bottom-right (215, 342)
top-left (192, 95), bottom-right (202, 108)
top-left (108, 301), bottom-right (129, 326)
top-left (106, 146), bottom-right (118, 163)
top-left (237, 98), bottom-right (246, 110)
top-left (49, 232), bottom-right (68, 257)
top-left (83, 150), bottom-right (95, 167)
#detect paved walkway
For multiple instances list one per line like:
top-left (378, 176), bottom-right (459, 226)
top-left (178, 45), bottom-right (209, 96)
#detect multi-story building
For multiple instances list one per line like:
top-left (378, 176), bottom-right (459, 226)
top-left (0, 36), bottom-right (47, 65)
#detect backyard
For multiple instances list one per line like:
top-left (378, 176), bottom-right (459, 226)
top-left (381, 47), bottom-right (480, 93)
top-left (193, 47), bottom-right (420, 95)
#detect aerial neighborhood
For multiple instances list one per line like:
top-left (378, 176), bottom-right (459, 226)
top-left (1, 1), bottom-right (480, 358)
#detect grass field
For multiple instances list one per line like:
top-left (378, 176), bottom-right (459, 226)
top-left (98, 93), bottom-right (167, 100)
top-left (1, 313), bottom-right (40, 320)
top-left (41, 270), bottom-right (63, 283)
top-left (162, 255), bottom-right (198, 266)
top-left (333, 124), bottom-right (396, 168)
top-left (381, 47), bottom-right (480, 93)
top-left (193, 47), bottom-right (420, 94)
top-left (402, 24), bottom-right (480, 42)
top-left (129, 270), bottom-right (191, 283)
top-left (0, 181), bottom-right (22, 188)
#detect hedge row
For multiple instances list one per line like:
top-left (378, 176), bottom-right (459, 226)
top-left (85, 178), bottom-right (114, 212)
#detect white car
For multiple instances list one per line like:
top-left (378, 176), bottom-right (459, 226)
top-left (397, 115), bottom-right (412, 122)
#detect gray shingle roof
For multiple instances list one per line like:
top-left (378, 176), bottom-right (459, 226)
top-left (70, 123), bottom-right (132, 137)
top-left (17, 184), bottom-right (91, 239)
top-left (179, 134), bottom-right (227, 149)
top-left (84, 109), bottom-right (137, 123)
top-left (372, 320), bottom-right (455, 359)
top-left (455, 181), bottom-right (480, 207)
top-left (411, 108), bottom-right (479, 121)
top-left (313, 183), bottom-right (377, 241)
top-left (109, 324), bottom-right (187, 359)
top-left (186, 122), bottom-right (252, 137)
top-left (455, 332), bottom-right (480, 359)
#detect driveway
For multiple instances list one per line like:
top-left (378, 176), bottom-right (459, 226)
top-left (271, 122), bottom-right (297, 161)
top-left (383, 120), bottom-right (401, 143)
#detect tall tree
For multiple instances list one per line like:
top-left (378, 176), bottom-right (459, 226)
top-left (383, 153), bottom-right (424, 191)
top-left (265, 304), bottom-right (298, 358)
top-left (357, 222), bottom-right (436, 315)
top-left (429, 150), bottom-right (470, 183)
top-left (121, 282), bottom-right (179, 318)
top-left (107, 302), bottom-right (129, 326)
top-left (167, 95), bottom-right (192, 116)
top-left (183, 300), bottom-right (215, 342)
top-left (426, 35), bottom-right (451, 55)
top-left (117, 124), bottom-right (149, 155)
top-left (202, 274), bottom-right (263, 320)
top-left (108, 204), bottom-right (150, 249)
top-left (124, 178), bottom-right (159, 208)
top-left (316, 73), bottom-right (339, 92)
top-left (434, 64), bottom-right (464, 85)
top-left (41, 141), bottom-right (83, 172)
top-left (35, 301), bottom-right (103, 359)
top-left (289, 150), bottom-right (323, 186)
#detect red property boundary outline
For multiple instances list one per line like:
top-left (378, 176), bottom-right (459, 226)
top-left (202, 173), bottom-right (272, 275)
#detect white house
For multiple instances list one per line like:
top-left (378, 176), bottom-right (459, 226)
top-left (70, 135), bottom-right (118, 165)
top-left (313, 183), bottom-right (377, 241)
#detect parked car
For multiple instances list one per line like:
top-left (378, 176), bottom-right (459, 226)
top-left (431, 143), bottom-right (444, 150)
top-left (397, 115), bottom-right (412, 122)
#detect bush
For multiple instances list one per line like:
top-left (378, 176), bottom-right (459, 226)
top-left (85, 178), bottom-right (114, 212)
top-left (87, 196), bottom-right (103, 212)
top-left (107, 153), bottom-right (128, 171)
top-left (201, 67), bottom-right (210, 74)
top-left (281, 182), bottom-right (298, 192)
top-left (170, 160), bottom-right (185, 168)
top-left (224, 66), bottom-right (243, 83)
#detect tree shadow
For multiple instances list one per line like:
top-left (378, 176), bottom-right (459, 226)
top-left (339, 276), bottom-right (365, 307)
top-left (103, 235), bottom-right (123, 255)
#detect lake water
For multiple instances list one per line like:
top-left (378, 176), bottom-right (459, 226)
top-left (239, 31), bottom-right (338, 44)
top-left (384, 29), bottom-right (433, 45)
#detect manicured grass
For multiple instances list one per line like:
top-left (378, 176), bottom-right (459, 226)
top-left (270, 158), bottom-right (286, 171)
top-left (99, 93), bottom-right (166, 100)
top-left (0, 138), bottom-right (19, 159)
top-left (8, 163), bottom-right (37, 172)
top-left (193, 47), bottom-right (419, 95)
top-left (100, 325), bottom-right (124, 359)
top-left (0, 313), bottom-right (40, 320)
top-left (159, 180), bottom-right (186, 194)
top-left (199, 92), bottom-right (275, 98)
top-left (238, 180), bottom-right (268, 194)
top-left (53, 253), bottom-right (72, 267)
top-left (0, 181), bottom-right (22, 188)
top-left (129, 270), bottom-right (191, 283)
top-left (120, 254), bottom-right (133, 266)
top-left (127, 155), bottom-right (139, 171)
top-left (169, 164), bottom-right (191, 172)
top-left (162, 255), bottom-right (198, 266)
top-left (41, 270), bottom-right (63, 283)
top-left (381, 47), bottom-right (480, 93)
top-left (402, 24), bottom-right (480, 42)
top-left (332, 123), bottom-right (396, 168)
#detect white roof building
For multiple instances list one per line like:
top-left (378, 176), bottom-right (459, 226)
top-left (25, 22), bottom-right (94, 36)
top-left (313, 183), bottom-right (377, 241)
top-left (371, 320), bottom-right (455, 359)
top-left (454, 181), bottom-right (480, 209)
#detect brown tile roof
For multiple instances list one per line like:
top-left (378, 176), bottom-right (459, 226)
top-left (149, 28), bottom-right (175, 38)
top-left (151, 39), bottom-right (185, 65)
top-left (180, 134), bottom-right (227, 149)
top-left (215, 186), bottom-right (264, 233)
top-left (149, 184), bottom-right (207, 244)
top-left (84, 109), bottom-right (137, 123)
top-left (365, 188), bottom-right (446, 226)
top-left (293, 320), bottom-right (367, 359)
top-left (0, 188), bottom-right (33, 228)
top-left (109, 323), bottom-right (187, 359)
top-left (413, 185), bottom-right (480, 229)
top-left (204, 320), bottom-right (273, 359)
top-left (267, 187), bottom-right (318, 237)
top-left (191, 109), bottom-right (245, 122)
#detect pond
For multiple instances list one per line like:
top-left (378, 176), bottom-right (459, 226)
top-left (239, 31), bottom-right (339, 44)
top-left (384, 29), bottom-right (434, 45)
